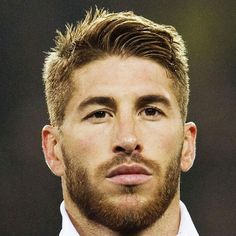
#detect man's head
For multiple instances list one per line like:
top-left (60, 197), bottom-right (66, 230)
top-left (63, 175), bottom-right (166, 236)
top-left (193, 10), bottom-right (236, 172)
top-left (42, 8), bottom-right (196, 234)
top-left (43, 8), bottom-right (189, 127)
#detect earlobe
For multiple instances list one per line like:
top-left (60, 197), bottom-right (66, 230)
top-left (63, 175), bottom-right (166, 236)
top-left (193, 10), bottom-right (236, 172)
top-left (180, 122), bottom-right (197, 172)
top-left (42, 125), bottom-right (65, 177)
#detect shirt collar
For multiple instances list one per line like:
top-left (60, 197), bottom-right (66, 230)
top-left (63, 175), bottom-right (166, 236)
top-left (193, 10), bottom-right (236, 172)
top-left (177, 201), bottom-right (199, 235)
top-left (59, 201), bottom-right (79, 236)
top-left (59, 201), bottom-right (198, 236)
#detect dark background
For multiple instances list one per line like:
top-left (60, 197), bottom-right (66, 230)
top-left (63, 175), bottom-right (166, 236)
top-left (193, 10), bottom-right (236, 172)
top-left (1, 0), bottom-right (235, 235)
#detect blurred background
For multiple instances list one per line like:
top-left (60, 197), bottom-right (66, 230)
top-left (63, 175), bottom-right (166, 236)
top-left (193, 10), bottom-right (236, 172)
top-left (0, 0), bottom-right (235, 235)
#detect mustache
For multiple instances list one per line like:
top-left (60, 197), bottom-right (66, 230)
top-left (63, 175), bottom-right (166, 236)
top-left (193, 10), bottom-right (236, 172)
top-left (97, 152), bottom-right (161, 176)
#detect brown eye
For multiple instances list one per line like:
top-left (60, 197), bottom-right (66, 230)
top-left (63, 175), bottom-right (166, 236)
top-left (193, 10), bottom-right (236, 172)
top-left (93, 111), bottom-right (106, 118)
top-left (144, 108), bottom-right (160, 116)
top-left (139, 107), bottom-right (164, 121)
top-left (84, 109), bottom-right (113, 123)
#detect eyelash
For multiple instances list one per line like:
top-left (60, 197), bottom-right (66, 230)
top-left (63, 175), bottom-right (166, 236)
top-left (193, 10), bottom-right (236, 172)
top-left (84, 106), bottom-right (164, 121)
top-left (139, 106), bottom-right (164, 117)
top-left (85, 109), bottom-right (113, 120)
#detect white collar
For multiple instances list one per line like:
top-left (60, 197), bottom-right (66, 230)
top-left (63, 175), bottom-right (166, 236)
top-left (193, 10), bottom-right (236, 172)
top-left (59, 201), bottom-right (198, 236)
top-left (177, 201), bottom-right (199, 236)
top-left (59, 201), bottom-right (78, 236)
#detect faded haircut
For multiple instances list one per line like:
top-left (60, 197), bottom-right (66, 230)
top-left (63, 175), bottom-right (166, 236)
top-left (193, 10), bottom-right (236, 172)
top-left (43, 8), bottom-right (190, 126)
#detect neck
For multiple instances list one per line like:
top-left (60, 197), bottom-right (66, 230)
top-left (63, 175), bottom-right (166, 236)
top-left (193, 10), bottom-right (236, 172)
top-left (63, 190), bottom-right (181, 236)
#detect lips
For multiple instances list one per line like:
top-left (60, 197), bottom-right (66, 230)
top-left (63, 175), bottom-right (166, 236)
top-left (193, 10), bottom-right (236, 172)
top-left (106, 164), bottom-right (152, 186)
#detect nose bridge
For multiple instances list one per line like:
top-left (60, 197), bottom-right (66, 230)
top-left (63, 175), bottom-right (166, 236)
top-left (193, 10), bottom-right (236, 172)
top-left (113, 110), bottom-right (141, 153)
top-left (117, 113), bottom-right (136, 141)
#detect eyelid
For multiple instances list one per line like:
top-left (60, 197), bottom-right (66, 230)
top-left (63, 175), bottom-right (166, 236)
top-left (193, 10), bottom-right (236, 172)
top-left (138, 105), bottom-right (164, 114)
top-left (83, 108), bottom-right (113, 120)
top-left (138, 106), bottom-right (166, 121)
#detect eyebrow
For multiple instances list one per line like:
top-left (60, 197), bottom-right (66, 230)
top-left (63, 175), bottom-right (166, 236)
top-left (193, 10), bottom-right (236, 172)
top-left (135, 95), bottom-right (171, 109)
top-left (77, 94), bottom-right (171, 112)
top-left (78, 96), bottom-right (117, 111)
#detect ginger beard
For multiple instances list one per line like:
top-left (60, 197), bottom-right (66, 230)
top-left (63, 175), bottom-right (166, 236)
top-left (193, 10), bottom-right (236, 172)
top-left (62, 145), bottom-right (182, 234)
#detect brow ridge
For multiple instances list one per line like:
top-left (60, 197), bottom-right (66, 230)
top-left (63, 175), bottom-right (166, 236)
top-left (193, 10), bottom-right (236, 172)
top-left (78, 96), bottom-right (117, 111)
top-left (135, 95), bottom-right (171, 109)
top-left (78, 94), bottom-right (171, 112)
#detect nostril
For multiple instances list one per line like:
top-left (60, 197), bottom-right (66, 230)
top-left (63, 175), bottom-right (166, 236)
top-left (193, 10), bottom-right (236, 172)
top-left (114, 146), bottom-right (126, 153)
top-left (134, 144), bottom-right (142, 152)
top-left (113, 144), bottom-right (142, 154)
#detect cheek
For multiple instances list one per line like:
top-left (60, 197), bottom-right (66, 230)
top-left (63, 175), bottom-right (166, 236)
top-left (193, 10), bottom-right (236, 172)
top-left (64, 126), bottom-right (112, 165)
top-left (157, 132), bottom-right (181, 150)
top-left (141, 124), bottom-right (183, 161)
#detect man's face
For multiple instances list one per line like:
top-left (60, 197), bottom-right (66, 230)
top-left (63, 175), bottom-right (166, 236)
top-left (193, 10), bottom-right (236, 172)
top-left (59, 56), bottom-right (185, 233)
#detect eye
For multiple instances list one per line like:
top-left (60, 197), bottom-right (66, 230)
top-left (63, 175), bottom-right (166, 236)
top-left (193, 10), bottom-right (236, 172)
top-left (139, 107), bottom-right (163, 120)
top-left (144, 108), bottom-right (159, 116)
top-left (92, 111), bottom-right (107, 118)
top-left (84, 110), bottom-right (113, 123)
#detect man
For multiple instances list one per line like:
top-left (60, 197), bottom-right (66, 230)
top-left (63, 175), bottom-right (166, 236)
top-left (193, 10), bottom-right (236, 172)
top-left (42, 8), bottom-right (198, 236)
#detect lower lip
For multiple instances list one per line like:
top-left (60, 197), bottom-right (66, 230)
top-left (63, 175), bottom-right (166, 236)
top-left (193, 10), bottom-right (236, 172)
top-left (107, 174), bottom-right (152, 185)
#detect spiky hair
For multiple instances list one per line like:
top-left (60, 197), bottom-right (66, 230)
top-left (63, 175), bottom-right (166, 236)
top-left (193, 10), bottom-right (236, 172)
top-left (43, 8), bottom-right (189, 126)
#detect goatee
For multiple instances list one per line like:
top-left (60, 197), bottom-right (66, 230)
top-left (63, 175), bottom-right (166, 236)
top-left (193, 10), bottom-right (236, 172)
top-left (63, 146), bottom-right (181, 234)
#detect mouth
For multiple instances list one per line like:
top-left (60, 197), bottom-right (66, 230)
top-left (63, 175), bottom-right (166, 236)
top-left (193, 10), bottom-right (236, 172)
top-left (106, 164), bottom-right (152, 186)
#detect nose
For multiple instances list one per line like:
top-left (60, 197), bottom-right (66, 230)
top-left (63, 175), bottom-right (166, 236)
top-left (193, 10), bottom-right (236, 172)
top-left (112, 118), bottom-right (142, 155)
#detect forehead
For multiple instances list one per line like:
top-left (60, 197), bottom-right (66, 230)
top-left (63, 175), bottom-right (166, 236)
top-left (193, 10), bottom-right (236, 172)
top-left (70, 56), bottom-right (176, 102)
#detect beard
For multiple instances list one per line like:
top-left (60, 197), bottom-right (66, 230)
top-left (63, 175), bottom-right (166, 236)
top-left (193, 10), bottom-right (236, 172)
top-left (63, 146), bottom-right (181, 235)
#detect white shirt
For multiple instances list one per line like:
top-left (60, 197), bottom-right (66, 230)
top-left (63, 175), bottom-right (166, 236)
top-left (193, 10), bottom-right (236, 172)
top-left (59, 201), bottom-right (199, 236)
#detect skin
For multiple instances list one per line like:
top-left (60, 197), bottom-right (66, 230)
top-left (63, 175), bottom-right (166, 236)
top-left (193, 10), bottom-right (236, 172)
top-left (42, 56), bottom-right (197, 236)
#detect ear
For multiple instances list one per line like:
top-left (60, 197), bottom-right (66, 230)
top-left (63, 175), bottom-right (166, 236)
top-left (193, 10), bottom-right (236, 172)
top-left (180, 122), bottom-right (197, 172)
top-left (41, 125), bottom-right (65, 177)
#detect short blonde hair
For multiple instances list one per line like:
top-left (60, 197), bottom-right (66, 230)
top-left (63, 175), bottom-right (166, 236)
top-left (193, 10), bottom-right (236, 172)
top-left (43, 8), bottom-right (189, 126)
